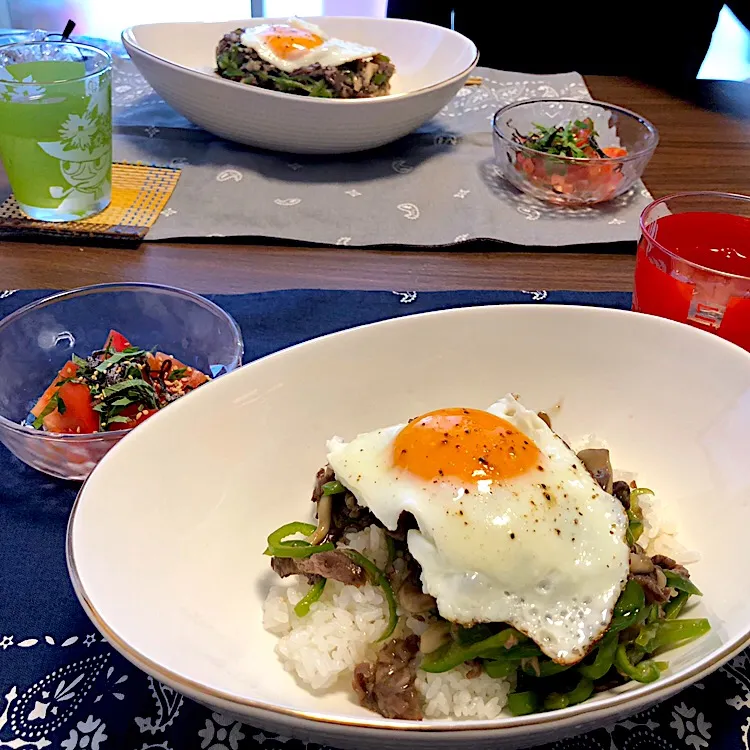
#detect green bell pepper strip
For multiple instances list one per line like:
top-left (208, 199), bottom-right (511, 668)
top-left (609, 579), bottom-right (646, 632)
top-left (522, 658), bottom-right (571, 678)
top-left (384, 534), bottom-right (396, 568)
top-left (578, 631), bottom-right (618, 680)
top-left (481, 642), bottom-right (542, 661)
top-left (664, 591), bottom-right (690, 620)
top-left (264, 521), bottom-right (335, 558)
top-left (635, 623), bottom-right (658, 650)
top-left (543, 677), bottom-right (594, 711)
top-left (322, 480), bottom-right (345, 495)
top-left (630, 487), bottom-right (654, 507)
top-left (507, 691), bottom-right (539, 716)
top-left (626, 516), bottom-right (644, 546)
top-left (421, 628), bottom-right (523, 673)
top-left (484, 659), bottom-right (520, 679)
top-left (625, 488), bottom-right (653, 544)
top-left (614, 644), bottom-right (662, 683)
top-left (294, 578), bottom-right (326, 617)
top-left (455, 623), bottom-right (496, 646)
top-left (642, 618), bottom-right (711, 653)
top-left (663, 570), bottom-right (702, 596)
top-left (342, 549), bottom-right (398, 642)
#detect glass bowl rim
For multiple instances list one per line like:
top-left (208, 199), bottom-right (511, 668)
top-left (638, 190), bottom-right (750, 282)
top-left (0, 282), bottom-right (244, 441)
top-left (0, 41), bottom-right (112, 84)
top-left (492, 98), bottom-right (660, 164)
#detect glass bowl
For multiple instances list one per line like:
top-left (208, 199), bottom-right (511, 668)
top-left (492, 98), bottom-right (659, 206)
top-left (0, 283), bottom-right (243, 480)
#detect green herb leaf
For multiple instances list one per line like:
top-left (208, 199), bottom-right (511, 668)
top-left (31, 392), bottom-right (63, 429)
top-left (168, 367), bottom-right (188, 381)
top-left (109, 397), bottom-right (133, 408)
top-left (102, 378), bottom-right (154, 398)
top-left (94, 348), bottom-right (145, 373)
top-left (106, 415), bottom-right (132, 424)
top-left (71, 353), bottom-right (89, 369)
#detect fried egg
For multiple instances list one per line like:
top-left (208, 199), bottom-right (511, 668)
top-left (240, 18), bottom-right (380, 74)
top-left (326, 394), bottom-right (630, 664)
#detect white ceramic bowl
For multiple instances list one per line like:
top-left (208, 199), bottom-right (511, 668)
top-left (68, 305), bottom-right (750, 749)
top-left (121, 17), bottom-right (478, 154)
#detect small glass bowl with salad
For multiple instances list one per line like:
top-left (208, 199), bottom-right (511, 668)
top-left (492, 99), bottom-right (658, 206)
top-left (0, 284), bottom-right (243, 480)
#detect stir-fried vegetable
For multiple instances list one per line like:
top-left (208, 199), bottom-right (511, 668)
top-left (294, 578), bottom-right (327, 617)
top-left (502, 577), bottom-right (710, 715)
top-left (264, 521), bottom-right (335, 558)
top-left (343, 549), bottom-right (399, 642)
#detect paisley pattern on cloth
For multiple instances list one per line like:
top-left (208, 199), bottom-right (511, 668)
top-left (1, 289), bottom-right (746, 750)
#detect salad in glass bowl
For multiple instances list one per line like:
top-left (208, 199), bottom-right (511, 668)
top-left (493, 99), bottom-right (658, 206)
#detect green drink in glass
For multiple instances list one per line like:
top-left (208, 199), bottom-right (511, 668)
top-left (0, 42), bottom-right (112, 222)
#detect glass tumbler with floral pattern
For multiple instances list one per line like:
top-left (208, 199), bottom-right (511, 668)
top-left (0, 41), bottom-right (112, 222)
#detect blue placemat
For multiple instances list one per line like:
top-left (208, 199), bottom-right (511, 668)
top-left (0, 288), bottom-right (746, 750)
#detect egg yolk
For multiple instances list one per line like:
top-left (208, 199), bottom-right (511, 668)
top-left (393, 408), bottom-right (541, 484)
top-left (262, 25), bottom-right (324, 60)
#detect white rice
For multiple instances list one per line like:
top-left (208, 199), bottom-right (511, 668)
top-left (417, 664), bottom-right (512, 720)
top-left (263, 443), bottom-right (698, 718)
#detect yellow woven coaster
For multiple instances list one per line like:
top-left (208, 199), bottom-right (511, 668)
top-left (0, 162), bottom-right (181, 244)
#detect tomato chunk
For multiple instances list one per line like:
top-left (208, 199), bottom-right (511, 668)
top-left (42, 381), bottom-right (99, 434)
top-left (31, 360), bottom-right (79, 418)
top-left (105, 329), bottom-right (131, 352)
top-left (147, 352), bottom-right (209, 389)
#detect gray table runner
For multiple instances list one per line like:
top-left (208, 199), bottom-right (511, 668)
top-left (112, 48), bottom-right (653, 247)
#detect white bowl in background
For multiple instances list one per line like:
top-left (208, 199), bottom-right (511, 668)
top-left (121, 17), bottom-right (478, 154)
top-left (68, 305), bottom-right (750, 749)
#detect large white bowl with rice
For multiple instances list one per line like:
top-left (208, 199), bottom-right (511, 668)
top-left (67, 304), bottom-right (750, 749)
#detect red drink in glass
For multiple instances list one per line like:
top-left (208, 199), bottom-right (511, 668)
top-left (633, 192), bottom-right (750, 350)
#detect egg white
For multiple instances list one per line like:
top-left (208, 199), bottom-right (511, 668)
top-left (326, 394), bottom-right (630, 664)
top-left (240, 18), bottom-right (380, 74)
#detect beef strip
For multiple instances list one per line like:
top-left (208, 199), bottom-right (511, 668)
top-left (271, 550), bottom-right (366, 587)
top-left (611, 480), bottom-right (631, 510)
top-left (651, 554), bottom-right (691, 579)
top-left (632, 573), bottom-right (670, 604)
top-left (311, 465), bottom-right (335, 504)
top-left (352, 635), bottom-right (423, 720)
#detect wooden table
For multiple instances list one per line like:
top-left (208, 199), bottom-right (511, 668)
top-left (2, 77), bottom-right (749, 294)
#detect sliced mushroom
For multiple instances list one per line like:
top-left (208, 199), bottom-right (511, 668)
top-left (309, 493), bottom-right (333, 546)
top-left (537, 411), bottom-right (552, 429)
top-left (630, 551), bottom-right (655, 575)
top-left (419, 621), bottom-right (451, 654)
top-left (398, 581), bottom-right (437, 615)
top-left (577, 448), bottom-right (614, 494)
top-left (361, 60), bottom-right (378, 87)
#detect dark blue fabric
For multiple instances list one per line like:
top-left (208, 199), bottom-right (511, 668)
top-left (0, 289), bottom-right (747, 750)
